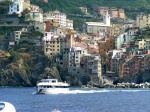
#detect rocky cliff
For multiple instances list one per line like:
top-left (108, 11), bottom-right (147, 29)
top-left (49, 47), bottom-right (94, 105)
top-left (0, 50), bottom-right (60, 87)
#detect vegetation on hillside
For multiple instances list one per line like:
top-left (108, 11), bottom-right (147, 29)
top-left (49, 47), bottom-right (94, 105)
top-left (30, 0), bottom-right (150, 30)
top-left (0, 1), bottom-right (12, 14)
top-left (31, 0), bottom-right (150, 19)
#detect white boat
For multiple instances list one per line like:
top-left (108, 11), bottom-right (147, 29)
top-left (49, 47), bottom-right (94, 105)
top-left (0, 102), bottom-right (16, 112)
top-left (37, 78), bottom-right (70, 94)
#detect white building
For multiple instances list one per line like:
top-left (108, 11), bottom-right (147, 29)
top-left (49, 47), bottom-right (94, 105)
top-left (68, 47), bottom-right (87, 73)
top-left (42, 32), bottom-right (58, 42)
top-left (8, 0), bottom-right (30, 15)
top-left (66, 19), bottom-right (73, 29)
top-left (83, 10), bottom-right (110, 34)
top-left (111, 50), bottom-right (123, 72)
top-left (115, 33), bottom-right (128, 49)
top-left (44, 10), bottom-right (66, 27)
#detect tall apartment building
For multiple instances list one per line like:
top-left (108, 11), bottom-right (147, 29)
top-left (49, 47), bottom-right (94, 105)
top-left (111, 50), bottom-right (124, 74)
top-left (136, 13), bottom-right (150, 29)
top-left (43, 32), bottom-right (60, 56)
top-left (68, 47), bottom-right (87, 73)
top-left (115, 33), bottom-right (128, 49)
top-left (45, 10), bottom-right (66, 27)
top-left (87, 55), bottom-right (102, 78)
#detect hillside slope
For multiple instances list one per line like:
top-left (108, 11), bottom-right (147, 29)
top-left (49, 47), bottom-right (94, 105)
top-left (31, 0), bottom-right (150, 18)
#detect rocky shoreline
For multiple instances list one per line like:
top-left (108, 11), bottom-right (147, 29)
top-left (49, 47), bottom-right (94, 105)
top-left (85, 82), bottom-right (150, 88)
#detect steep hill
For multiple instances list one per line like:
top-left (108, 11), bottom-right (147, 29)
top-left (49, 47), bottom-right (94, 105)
top-left (31, 0), bottom-right (150, 18)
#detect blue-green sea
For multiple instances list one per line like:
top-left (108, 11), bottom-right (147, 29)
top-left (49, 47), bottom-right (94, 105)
top-left (0, 87), bottom-right (150, 112)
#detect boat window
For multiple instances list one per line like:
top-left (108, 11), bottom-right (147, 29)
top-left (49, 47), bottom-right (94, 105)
top-left (47, 86), bottom-right (52, 88)
top-left (0, 103), bottom-right (5, 111)
top-left (55, 86), bottom-right (68, 88)
top-left (63, 86), bottom-right (68, 88)
top-left (52, 80), bottom-right (56, 83)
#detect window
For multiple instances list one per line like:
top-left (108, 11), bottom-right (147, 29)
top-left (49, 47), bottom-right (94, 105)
top-left (52, 80), bottom-right (56, 83)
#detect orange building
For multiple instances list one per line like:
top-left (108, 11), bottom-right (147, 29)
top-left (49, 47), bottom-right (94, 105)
top-left (44, 19), bottom-right (59, 32)
top-left (98, 37), bottom-right (115, 57)
top-left (98, 37), bottom-right (115, 71)
top-left (118, 9), bottom-right (125, 19)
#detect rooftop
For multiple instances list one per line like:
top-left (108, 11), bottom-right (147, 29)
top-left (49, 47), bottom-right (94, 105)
top-left (85, 22), bottom-right (109, 27)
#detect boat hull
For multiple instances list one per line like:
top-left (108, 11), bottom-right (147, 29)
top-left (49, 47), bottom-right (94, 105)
top-left (37, 88), bottom-right (69, 94)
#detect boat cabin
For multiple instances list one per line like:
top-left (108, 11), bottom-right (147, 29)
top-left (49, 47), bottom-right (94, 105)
top-left (40, 79), bottom-right (58, 83)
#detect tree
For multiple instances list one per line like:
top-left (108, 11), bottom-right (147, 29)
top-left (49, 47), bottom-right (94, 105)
top-left (10, 51), bottom-right (21, 60)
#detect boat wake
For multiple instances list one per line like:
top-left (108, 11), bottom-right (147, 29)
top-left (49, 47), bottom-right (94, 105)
top-left (32, 89), bottom-right (150, 95)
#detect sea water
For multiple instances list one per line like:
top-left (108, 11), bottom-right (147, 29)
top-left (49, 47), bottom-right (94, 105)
top-left (0, 87), bottom-right (150, 112)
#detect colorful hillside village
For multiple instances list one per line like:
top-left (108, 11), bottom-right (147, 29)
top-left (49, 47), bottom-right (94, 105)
top-left (0, 0), bottom-right (150, 87)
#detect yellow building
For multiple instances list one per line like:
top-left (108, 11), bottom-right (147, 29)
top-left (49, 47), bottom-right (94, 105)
top-left (109, 24), bottom-right (121, 36)
top-left (43, 32), bottom-right (75, 56)
top-left (136, 14), bottom-right (150, 29)
top-left (43, 32), bottom-right (60, 56)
